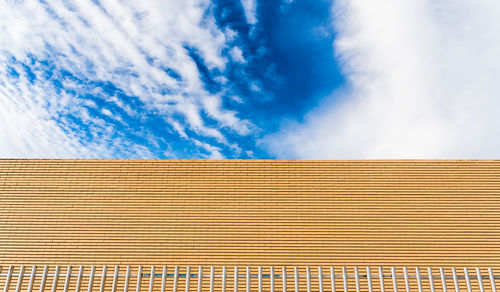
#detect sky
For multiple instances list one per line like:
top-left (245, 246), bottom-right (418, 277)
top-left (1, 0), bottom-right (499, 159)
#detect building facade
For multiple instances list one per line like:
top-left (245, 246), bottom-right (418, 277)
top-left (0, 160), bottom-right (499, 291)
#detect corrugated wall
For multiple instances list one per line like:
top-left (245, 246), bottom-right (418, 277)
top-left (0, 160), bottom-right (499, 291)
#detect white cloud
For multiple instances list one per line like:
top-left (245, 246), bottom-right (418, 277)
top-left (202, 96), bottom-right (253, 135)
top-left (241, 0), bottom-right (258, 25)
top-left (229, 47), bottom-right (246, 63)
top-left (101, 108), bottom-right (113, 117)
top-left (265, 0), bottom-right (500, 159)
top-left (0, 0), bottom-right (253, 158)
top-left (193, 139), bottom-right (224, 159)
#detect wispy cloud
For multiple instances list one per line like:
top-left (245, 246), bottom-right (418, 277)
top-left (265, 0), bottom-right (500, 158)
top-left (240, 0), bottom-right (258, 25)
top-left (0, 0), bottom-right (254, 158)
top-left (229, 47), bottom-right (246, 64)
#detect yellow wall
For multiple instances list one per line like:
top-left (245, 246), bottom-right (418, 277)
top-left (0, 159), bottom-right (499, 291)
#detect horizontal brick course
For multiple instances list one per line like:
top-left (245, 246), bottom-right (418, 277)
top-left (0, 160), bottom-right (499, 291)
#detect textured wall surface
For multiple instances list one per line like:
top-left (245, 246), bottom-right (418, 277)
top-left (0, 159), bottom-right (499, 291)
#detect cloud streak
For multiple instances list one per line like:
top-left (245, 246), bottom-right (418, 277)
top-left (265, 0), bottom-right (500, 159)
top-left (0, 0), bottom-right (253, 158)
top-left (240, 0), bottom-right (258, 25)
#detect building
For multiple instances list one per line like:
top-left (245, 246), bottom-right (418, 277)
top-left (0, 159), bottom-right (499, 291)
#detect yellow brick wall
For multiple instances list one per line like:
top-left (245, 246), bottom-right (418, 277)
top-left (0, 159), bottom-right (499, 291)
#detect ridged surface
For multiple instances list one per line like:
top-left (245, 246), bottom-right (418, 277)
top-left (0, 265), bottom-right (497, 292)
top-left (1, 159), bottom-right (500, 291)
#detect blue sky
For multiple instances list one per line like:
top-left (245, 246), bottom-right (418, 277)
top-left (1, 0), bottom-right (500, 159)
